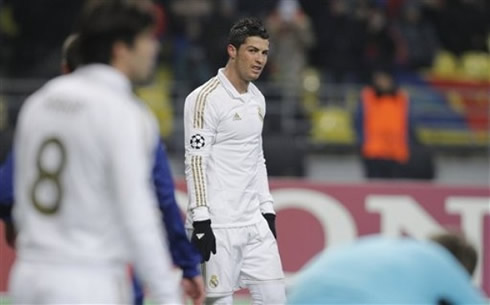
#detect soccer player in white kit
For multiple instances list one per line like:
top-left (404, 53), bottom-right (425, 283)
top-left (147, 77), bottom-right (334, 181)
top-left (184, 17), bottom-right (286, 305)
top-left (9, 1), bottom-right (182, 304)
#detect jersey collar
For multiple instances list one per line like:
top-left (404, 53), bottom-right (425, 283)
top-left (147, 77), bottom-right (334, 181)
top-left (75, 64), bottom-right (132, 94)
top-left (217, 68), bottom-right (253, 103)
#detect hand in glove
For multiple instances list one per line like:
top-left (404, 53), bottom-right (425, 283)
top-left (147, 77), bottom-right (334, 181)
top-left (191, 219), bottom-right (216, 262)
top-left (263, 213), bottom-right (277, 239)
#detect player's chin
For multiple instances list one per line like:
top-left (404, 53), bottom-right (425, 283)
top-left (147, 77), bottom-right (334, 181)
top-left (132, 70), bottom-right (154, 85)
top-left (248, 72), bottom-right (261, 81)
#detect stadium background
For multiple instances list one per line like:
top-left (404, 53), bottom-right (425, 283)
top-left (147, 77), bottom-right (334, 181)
top-left (0, 0), bottom-right (488, 302)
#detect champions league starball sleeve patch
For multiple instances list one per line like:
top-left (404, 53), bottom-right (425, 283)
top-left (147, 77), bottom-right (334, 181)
top-left (190, 134), bottom-right (206, 149)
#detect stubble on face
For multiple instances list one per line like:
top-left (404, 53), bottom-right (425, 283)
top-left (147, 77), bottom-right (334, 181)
top-left (235, 36), bottom-right (269, 83)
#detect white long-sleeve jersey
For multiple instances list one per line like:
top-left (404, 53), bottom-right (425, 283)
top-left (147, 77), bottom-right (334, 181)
top-left (184, 69), bottom-right (275, 228)
top-left (14, 64), bottom-right (180, 303)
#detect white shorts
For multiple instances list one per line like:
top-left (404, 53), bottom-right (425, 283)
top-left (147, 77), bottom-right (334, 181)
top-left (9, 260), bottom-right (131, 304)
top-left (192, 217), bottom-right (285, 297)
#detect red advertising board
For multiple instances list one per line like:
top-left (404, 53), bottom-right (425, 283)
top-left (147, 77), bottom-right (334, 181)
top-left (1, 181), bottom-right (489, 297)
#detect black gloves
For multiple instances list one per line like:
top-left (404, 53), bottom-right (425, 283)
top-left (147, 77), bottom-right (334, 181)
top-left (192, 215), bottom-right (276, 263)
top-left (263, 213), bottom-right (277, 239)
top-left (191, 219), bottom-right (216, 262)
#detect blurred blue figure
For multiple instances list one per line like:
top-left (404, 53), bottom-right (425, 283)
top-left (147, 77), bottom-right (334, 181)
top-left (133, 140), bottom-right (203, 305)
top-left (0, 151), bottom-right (13, 212)
top-left (0, 151), bottom-right (14, 247)
top-left (288, 236), bottom-right (485, 304)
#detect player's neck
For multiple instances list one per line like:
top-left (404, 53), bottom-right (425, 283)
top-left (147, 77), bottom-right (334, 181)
top-left (111, 59), bottom-right (132, 82)
top-left (223, 64), bottom-right (249, 94)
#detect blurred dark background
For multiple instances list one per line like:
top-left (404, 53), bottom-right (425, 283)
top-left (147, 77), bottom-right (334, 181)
top-left (0, 0), bottom-right (488, 183)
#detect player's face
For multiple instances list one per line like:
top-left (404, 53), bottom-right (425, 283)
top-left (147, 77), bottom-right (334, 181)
top-left (234, 36), bottom-right (269, 82)
top-left (126, 29), bottom-right (159, 83)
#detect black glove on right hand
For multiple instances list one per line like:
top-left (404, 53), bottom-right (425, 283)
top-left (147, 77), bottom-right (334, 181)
top-left (263, 213), bottom-right (277, 239)
top-left (191, 219), bottom-right (216, 263)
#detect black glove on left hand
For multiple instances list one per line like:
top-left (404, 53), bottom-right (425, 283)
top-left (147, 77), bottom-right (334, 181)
top-left (262, 213), bottom-right (277, 239)
top-left (191, 219), bottom-right (216, 263)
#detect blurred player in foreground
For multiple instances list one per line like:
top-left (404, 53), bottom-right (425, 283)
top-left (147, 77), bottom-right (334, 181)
top-left (0, 28), bottom-right (204, 305)
top-left (288, 236), bottom-right (485, 304)
top-left (9, 0), bottom-right (182, 303)
top-left (184, 17), bottom-right (286, 304)
top-left (0, 32), bottom-right (80, 243)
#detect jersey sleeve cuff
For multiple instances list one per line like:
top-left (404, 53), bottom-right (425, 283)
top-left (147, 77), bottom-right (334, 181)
top-left (191, 206), bottom-right (210, 222)
top-left (259, 201), bottom-right (275, 215)
top-left (182, 266), bottom-right (201, 279)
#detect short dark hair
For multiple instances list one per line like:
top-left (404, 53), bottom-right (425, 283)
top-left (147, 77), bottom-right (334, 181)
top-left (430, 232), bottom-right (478, 276)
top-left (228, 17), bottom-right (269, 49)
top-left (77, 0), bottom-right (155, 65)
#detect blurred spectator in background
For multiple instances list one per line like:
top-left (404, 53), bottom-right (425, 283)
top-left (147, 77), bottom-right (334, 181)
top-left (0, 0), bottom-right (14, 75)
top-left (235, 0), bottom-right (278, 19)
top-left (394, 1), bottom-right (439, 69)
top-left (362, 7), bottom-right (396, 80)
top-left (355, 69), bottom-right (435, 180)
top-left (202, 0), bottom-right (236, 72)
top-left (167, 0), bottom-right (214, 87)
top-left (0, 0), bottom-right (84, 160)
top-left (265, 0), bottom-right (314, 140)
top-left (297, 0), bottom-right (327, 68)
top-left (288, 236), bottom-right (486, 304)
top-left (4, 0), bottom-right (84, 79)
top-left (266, 0), bottom-right (315, 92)
top-left (315, 0), bottom-right (365, 83)
top-left (0, 126), bottom-right (12, 163)
top-left (423, 0), bottom-right (488, 55)
top-left (0, 0), bottom-right (487, 173)
top-left (355, 69), bottom-right (413, 179)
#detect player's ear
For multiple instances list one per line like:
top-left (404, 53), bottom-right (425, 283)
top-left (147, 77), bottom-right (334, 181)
top-left (227, 44), bottom-right (237, 60)
top-left (61, 62), bottom-right (70, 75)
top-left (112, 40), bottom-right (130, 64)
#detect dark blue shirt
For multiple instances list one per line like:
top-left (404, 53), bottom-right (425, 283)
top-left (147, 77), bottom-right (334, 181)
top-left (0, 151), bottom-right (13, 220)
top-left (133, 140), bottom-right (201, 304)
top-left (151, 140), bottom-right (201, 278)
